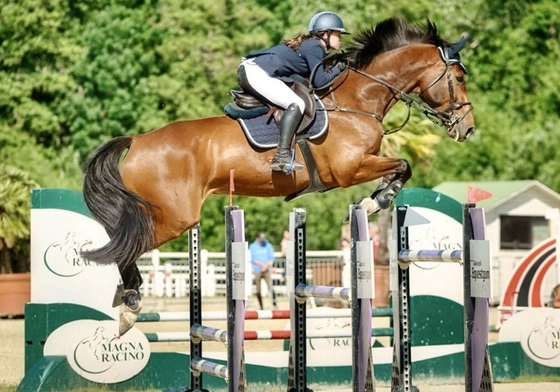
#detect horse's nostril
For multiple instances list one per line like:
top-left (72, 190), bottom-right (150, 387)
top-left (466, 127), bottom-right (475, 138)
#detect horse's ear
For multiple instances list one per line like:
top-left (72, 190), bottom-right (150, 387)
top-left (448, 35), bottom-right (468, 58)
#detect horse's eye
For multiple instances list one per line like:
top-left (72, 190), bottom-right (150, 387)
top-left (456, 76), bottom-right (465, 83)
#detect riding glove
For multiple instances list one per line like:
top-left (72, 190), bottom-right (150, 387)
top-left (336, 61), bottom-right (348, 73)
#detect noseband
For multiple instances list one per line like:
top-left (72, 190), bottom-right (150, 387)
top-left (415, 47), bottom-right (473, 137)
top-left (317, 46), bottom-right (472, 136)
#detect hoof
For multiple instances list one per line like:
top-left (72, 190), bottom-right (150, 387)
top-left (118, 300), bottom-right (142, 336)
top-left (112, 284), bottom-right (126, 307)
top-left (360, 196), bottom-right (381, 215)
top-left (343, 197), bottom-right (381, 222)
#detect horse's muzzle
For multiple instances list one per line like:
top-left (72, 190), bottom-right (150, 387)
top-left (464, 126), bottom-right (475, 139)
top-left (448, 123), bottom-right (475, 142)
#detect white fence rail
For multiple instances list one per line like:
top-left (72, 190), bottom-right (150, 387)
top-left (137, 249), bottom-right (346, 299)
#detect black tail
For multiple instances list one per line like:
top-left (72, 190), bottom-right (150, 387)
top-left (81, 136), bottom-right (155, 269)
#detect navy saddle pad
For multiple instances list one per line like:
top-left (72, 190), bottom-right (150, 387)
top-left (225, 99), bottom-right (328, 149)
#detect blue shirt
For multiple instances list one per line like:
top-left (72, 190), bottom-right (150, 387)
top-left (248, 239), bottom-right (275, 273)
top-left (245, 38), bottom-right (341, 88)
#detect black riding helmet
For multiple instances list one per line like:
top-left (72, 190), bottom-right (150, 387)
top-left (308, 11), bottom-right (350, 34)
top-left (308, 11), bottom-right (350, 50)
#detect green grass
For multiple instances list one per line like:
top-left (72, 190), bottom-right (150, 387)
top-left (505, 375), bottom-right (560, 383)
top-left (4, 376), bottom-right (560, 392)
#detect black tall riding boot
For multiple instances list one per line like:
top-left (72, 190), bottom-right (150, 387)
top-left (271, 103), bottom-right (305, 172)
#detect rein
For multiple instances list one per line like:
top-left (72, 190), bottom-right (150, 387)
top-left (315, 47), bottom-right (472, 137)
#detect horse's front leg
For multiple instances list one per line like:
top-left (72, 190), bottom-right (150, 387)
top-left (370, 159), bottom-right (412, 209)
top-left (349, 158), bottom-right (412, 217)
top-left (113, 263), bottom-right (143, 336)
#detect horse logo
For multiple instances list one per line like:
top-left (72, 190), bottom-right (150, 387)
top-left (523, 316), bottom-right (560, 364)
top-left (43, 231), bottom-right (95, 277)
top-left (307, 316), bottom-right (352, 350)
top-left (73, 326), bottom-right (115, 374)
top-left (410, 226), bottom-right (461, 251)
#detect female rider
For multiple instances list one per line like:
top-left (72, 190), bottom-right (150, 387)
top-left (237, 11), bottom-right (350, 173)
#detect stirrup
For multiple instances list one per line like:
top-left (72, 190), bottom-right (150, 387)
top-left (271, 160), bottom-right (305, 173)
top-left (271, 150), bottom-right (304, 173)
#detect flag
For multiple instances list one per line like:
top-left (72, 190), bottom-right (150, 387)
top-left (467, 185), bottom-right (492, 204)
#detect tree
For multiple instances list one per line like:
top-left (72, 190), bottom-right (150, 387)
top-left (58, 1), bottom-right (168, 159)
top-left (3, 0), bottom-right (560, 255)
top-left (0, 165), bottom-right (39, 273)
top-left (0, 0), bottom-right (89, 189)
top-left (412, 0), bottom-right (560, 190)
top-left (0, 127), bottom-right (82, 190)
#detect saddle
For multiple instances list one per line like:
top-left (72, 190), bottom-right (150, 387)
top-left (224, 81), bottom-right (328, 202)
top-left (229, 80), bottom-right (317, 134)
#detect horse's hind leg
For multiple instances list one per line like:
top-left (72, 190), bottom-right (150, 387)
top-left (111, 198), bottom-right (202, 336)
top-left (113, 263), bottom-right (143, 336)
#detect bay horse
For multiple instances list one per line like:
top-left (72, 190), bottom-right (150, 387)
top-left (81, 17), bottom-right (475, 335)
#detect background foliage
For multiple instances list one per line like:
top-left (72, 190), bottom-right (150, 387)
top-left (1, 0), bottom-right (559, 257)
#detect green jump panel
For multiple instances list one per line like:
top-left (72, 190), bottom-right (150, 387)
top-left (31, 188), bottom-right (92, 217)
top-left (24, 303), bottom-right (111, 373)
top-left (395, 187), bottom-right (462, 223)
top-left (410, 295), bottom-right (464, 346)
top-left (18, 353), bottom-right (192, 392)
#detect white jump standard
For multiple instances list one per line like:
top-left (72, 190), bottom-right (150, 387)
top-left (391, 204), bottom-right (494, 392)
top-left (287, 205), bottom-right (376, 392)
top-left (186, 206), bottom-right (247, 392)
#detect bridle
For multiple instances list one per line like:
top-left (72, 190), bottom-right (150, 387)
top-left (315, 46), bottom-right (473, 138)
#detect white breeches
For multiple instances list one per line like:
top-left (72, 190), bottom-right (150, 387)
top-left (240, 58), bottom-right (305, 114)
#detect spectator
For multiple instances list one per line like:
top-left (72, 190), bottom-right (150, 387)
top-left (280, 230), bottom-right (290, 257)
top-left (340, 224), bottom-right (351, 288)
top-left (249, 231), bottom-right (277, 310)
top-left (339, 224), bottom-right (351, 251)
top-left (369, 222), bottom-right (380, 258)
top-left (279, 230), bottom-right (290, 279)
top-left (369, 221), bottom-right (390, 308)
top-left (550, 284), bottom-right (560, 309)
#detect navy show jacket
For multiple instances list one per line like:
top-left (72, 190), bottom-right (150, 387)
top-left (244, 37), bottom-right (341, 88)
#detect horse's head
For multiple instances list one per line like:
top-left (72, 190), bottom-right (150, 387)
top-left (342, 17), bottom-right (476, 142)
top-left (416, 38), bottom-right (475, 142)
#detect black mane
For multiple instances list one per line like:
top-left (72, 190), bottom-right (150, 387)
top-left (345, 17), bottom-right (451, 69)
